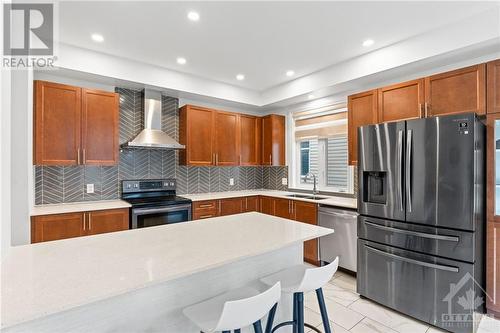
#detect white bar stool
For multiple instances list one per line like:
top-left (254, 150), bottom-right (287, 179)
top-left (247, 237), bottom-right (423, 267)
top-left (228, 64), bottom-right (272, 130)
top-left (183, 282), bottom-right (281, 333)
top-left (260, 257), bottom-right (339, 333)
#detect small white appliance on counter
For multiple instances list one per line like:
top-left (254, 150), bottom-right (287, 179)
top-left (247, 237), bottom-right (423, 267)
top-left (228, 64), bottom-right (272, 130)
top-left (318, 205), bottom-right (358, 272)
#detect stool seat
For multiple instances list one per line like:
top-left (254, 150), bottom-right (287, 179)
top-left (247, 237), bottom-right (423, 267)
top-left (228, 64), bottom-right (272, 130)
top-left (260, 265), bottom-right (307, 293)
top-left (183, 287), bottom-right (260, 333)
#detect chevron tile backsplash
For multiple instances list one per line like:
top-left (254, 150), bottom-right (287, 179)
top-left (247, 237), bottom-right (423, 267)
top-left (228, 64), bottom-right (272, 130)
top-left (34, 88), bottom-right (288, 205)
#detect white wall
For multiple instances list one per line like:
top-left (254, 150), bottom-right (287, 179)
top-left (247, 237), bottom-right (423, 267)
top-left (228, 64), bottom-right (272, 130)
top-left (1, 68), bottom-right (12, 259)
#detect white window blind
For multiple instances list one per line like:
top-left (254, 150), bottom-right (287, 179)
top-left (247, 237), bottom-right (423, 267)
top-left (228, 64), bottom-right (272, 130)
top-left (326, 136), bottom-right (348, 189)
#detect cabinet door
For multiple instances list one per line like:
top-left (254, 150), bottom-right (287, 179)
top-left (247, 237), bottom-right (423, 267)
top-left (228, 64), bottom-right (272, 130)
top-left (262, 115), bottom-right (285, 166)
top-left (487, 59), bottom-right (500, 114)
top-left (31, 212), bottom-right (85, 243)
top-left (348, 90), bottom-right (378, 165)
top-left (34, 81), bottom-right (82, 165)
top-left (274, 198), bottom-right (293, 219)
top-left (87, 209), bottom-right (129, 236)
top-left (244, 196), bottom-right (260, 212)
top-left (487, 221), bottom-right (500, 316)
top-left (240, 115), bottom-right (261, 165)
top-left (425, 64), bottom-right (486, 117)
top-left (293, 201), bottom-right (319, 265)
top-left (179, 106), bottom-right (215, 166)
top-left (214, 111), bottom-right (240, 166)
top-left (378, 79), bottom-right (424, 122)
top-left (82, 89), bottom-right (119, 165)
top-left (219, 198), bottom-right (244, 216)
top-left (259, 196), bottom-right (274, 215)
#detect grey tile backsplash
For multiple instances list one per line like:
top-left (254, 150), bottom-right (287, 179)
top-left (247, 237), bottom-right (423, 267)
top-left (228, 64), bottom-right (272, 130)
top-left (34, 88), bottom-right (288, 205)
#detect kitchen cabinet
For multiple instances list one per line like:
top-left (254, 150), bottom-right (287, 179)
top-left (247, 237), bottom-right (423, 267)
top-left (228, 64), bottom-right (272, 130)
top-left (81, 89), bottom-right (119, 165)
top-left (31, 208), bottom-right (129, 243)
top-left (179, 105), bottom-right (215, 166)
top-left (425, 64), bottom-right (486, 117)
top-left (348, 90), bottom-right (378, 165)
top-left (487, 59), bottom-right (500, 114)
top-left (486, 113), bottom-right (500, 316)
top-left (378, 79), bottom-right (424, 122)
top-left (240, 115), bottom-right (261, 165)
top-left (259, 196), bottom-right (275, 215)
top-left (244, 196), bottom-right (260, 212)
top-left (293, 201), bottom-right (319, 265)
top-left (262, 115), bottom-right (286, 166)
top-left (34, 81), bottom-right (119, 166)
top-left (192, 200), bottom-right (218, 220)
top-left (274, 198), bottom-right (294, 219)
top-left (219, 198), bottom-right (244, 216)
top-left (214, 111), bottom-right (240, 166)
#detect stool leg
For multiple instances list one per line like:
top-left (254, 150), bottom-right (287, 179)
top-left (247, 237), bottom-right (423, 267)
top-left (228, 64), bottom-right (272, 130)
top-left (253, 320), bottom-right (263, 333)
top-left (296, 292), bottom-right (304, 333)
top-left (316, 288), bottom-right (332, 333)
top-left (235, 330), bottom-right (241, 333)
top-left (293, 293), bottom-right (298, 333)
top-left (265, 303), bottom-right (278, 333)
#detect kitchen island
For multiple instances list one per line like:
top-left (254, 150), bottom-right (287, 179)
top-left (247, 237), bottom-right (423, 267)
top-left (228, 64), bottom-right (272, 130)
top-left (1, 212), bottom-right (332, 332)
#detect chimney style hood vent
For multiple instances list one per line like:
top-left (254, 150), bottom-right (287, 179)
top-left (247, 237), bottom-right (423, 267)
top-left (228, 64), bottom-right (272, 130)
top-left (122, 89), bottom-right (185, 149)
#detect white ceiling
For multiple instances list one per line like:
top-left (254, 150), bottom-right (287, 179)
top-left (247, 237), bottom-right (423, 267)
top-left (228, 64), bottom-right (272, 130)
top-left (59, 1), bottom-right (498, 92)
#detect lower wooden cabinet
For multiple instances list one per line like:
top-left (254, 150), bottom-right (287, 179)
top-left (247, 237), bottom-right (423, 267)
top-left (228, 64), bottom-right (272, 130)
top-left (219, 198), bottom-right (244, 216)
top-left (293, 201), bottom-right (319, 265)
top-left (243, 196), bottom-right (260, 212)
top-left (259, 196), bottom-right (274, 215)
top-left (487, 221), bottom-right (500, 316)
top-left (31, 208), bottom-right (129, 243)
top-left (274, 198), bottom-right (294, 219)
top-left (193, 200), bottom-right (219, 220)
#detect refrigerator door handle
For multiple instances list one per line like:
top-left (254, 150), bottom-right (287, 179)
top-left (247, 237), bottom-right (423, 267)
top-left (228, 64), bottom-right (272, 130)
top-left (397, 130), bottom-right (403, 211)
top-left (365, 245), bottom-right (459, 273)
top-left (364, 221), bottom-right (460, 242)
top-left (406, 129), bottom-right (412, 213)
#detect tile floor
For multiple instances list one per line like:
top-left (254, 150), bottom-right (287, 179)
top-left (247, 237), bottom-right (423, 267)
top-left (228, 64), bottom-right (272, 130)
top-left (303, 271), bottom-right (500, 333)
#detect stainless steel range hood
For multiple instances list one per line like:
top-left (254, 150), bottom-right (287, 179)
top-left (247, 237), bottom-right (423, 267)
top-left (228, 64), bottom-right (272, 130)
top-left (122, 89), bottom-right (185, 149)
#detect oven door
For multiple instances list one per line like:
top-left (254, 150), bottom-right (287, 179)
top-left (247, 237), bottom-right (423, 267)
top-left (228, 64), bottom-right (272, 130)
top-left (131, 204), bottom-right (192, 229)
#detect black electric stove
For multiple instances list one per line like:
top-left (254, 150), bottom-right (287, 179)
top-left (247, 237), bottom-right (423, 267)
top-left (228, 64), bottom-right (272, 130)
top-left (121, 179), bottom-right (192, 229)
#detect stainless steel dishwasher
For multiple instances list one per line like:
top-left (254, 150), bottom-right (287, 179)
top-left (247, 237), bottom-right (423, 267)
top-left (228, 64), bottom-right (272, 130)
top-left (318, 205), bottom-right (358, 272)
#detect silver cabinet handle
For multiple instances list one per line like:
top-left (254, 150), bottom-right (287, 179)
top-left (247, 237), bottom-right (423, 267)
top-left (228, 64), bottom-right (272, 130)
top-left (406, 130), bottom-right (412, 213)
top-left (424, 102), bottom-right (429, 116)
top-left (83, 213), bottom-right (86, 231)
top-left (77, 148), bottom-right (81, 165)
top-left (199, 215), bottom-right (213, 219)
top-left (418, 103), bottom-right (422, 117)
top-left (397, 130), bottom-right (403, 211)
top-left (82, 148), bottom-right (86, 164)
top-left (364, 221), bottom-right (459, 242)
top-left (198, 204), bottom-right (213, 208)
top-left (270, 154), bottom-right (272, 165)
top-left (365, 245), bottom-right (459, 272)
top-left (218, 200), bottom-right (221, 214)
top-left (216, 153), bottom-right (219, 165)
top-left (88, 213), bottom-right (91, 230)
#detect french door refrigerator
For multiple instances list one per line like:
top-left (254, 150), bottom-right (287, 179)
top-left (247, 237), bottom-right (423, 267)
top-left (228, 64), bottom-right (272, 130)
top-left (357, 113), bottom-right (485, 333)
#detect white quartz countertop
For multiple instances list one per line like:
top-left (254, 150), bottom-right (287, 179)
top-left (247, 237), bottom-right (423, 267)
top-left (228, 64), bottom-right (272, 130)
top-left (183, 190), bottom-right (358, 209)
top-left (1, 212), bottom-right (333, 328)
top-left (31, 199), bottom-right (131, 216)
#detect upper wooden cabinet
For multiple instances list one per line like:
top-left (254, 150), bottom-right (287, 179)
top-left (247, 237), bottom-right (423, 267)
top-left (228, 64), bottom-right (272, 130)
top-left (348, 90), bottom-right (378, 165)
top-left (34, 81), bottom-right (119, 166)
top-left (487, 59), bottom-right (500, 114)
top-left (179, 105), bottom-right (215, 166)
top-left (378, 79), bottom-right (424, 122)
top-left (240, 115), bottom-right (262, 165)
top-left (262, 114), bottom-right (286, 166)
top-left (31, 208), bottom-right (129, 243)
top-left (179, 105), bottom-right (284, 166)
top-left (425, 64), bottom-right (486, 117)
top-left (214, 111), bottom-right (240, 166)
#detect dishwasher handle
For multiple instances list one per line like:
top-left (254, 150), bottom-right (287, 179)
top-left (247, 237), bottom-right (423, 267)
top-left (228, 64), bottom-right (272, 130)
top-left (319, 211), bottom-right (357, 219)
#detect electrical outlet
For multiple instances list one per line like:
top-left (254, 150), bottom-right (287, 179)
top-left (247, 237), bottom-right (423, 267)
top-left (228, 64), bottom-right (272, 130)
top-left (86, 184), bottom-right (95, 194)
top-left (282, 178), bottom-right (288, 185)
top-left (229, 178), bottom-right (234, 186)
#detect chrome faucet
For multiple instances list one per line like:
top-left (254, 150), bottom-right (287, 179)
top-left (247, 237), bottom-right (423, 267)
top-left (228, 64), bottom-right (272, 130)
top-left (307, 173), bottom-right (318, 196)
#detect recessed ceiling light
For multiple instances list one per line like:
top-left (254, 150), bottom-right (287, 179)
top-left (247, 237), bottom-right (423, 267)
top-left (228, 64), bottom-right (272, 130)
top-left (286, 70), bottom-right (295, 77)
top-left (362, 39), bottom-right (374, 47)
top-left (308, 94), bottom-right (315, 99)
top-left (236, 74), bottom-right (245, 81)
top-left (176, 57), bottom-right (187, 65)
top-left (91, 33), bottom-right (104, 42)
top-left (187, 11), bottom-right (200, 21)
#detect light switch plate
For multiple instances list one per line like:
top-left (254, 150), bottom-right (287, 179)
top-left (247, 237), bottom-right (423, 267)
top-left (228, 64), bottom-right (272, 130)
top-left (282, 178), bottom-right (288, 185)
top-left (86, 184), bottom-right (95, 194)
top-left (229, 178), bottom-right (234, 186)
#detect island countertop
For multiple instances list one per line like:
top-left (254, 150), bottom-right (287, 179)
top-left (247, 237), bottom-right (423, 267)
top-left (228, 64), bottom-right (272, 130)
top-left (0, 212), bottom-right (332, 329)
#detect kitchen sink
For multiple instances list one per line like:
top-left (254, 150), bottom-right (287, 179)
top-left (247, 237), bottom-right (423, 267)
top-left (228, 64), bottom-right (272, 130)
top-left (286, 194), bottom-right (312, 198)
top-left (303, 196), bottom-right (329, 200)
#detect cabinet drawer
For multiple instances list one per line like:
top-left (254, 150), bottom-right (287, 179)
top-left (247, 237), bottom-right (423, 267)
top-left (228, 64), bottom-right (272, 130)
top-left (193, 210), bottom-right (218, 220)
top-left (193, 200), bottom-right (218, 211)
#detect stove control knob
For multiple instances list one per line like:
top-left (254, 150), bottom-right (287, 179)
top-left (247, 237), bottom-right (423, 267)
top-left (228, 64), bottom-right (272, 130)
top-left (126, 184), bottom-right (132, 189)
top-left (134, 184), bottom-right (139, 188)
top-left (163, 182), bottom-right (169, 187)
top-left (170, 182), bottom-right (174, 187)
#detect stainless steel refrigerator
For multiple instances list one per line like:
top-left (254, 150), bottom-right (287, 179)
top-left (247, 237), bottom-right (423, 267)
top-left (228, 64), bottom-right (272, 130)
top-left (357, 113), bottom-right (485, 333)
